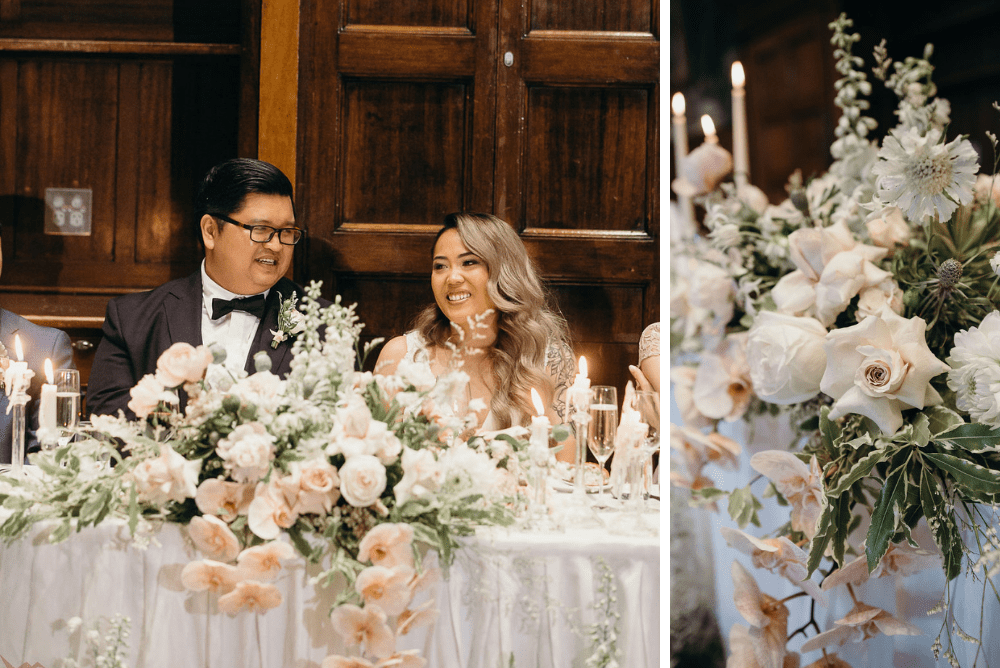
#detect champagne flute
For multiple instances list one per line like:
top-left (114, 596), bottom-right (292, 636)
top-left (55, 368), bottom-right (80, 448)
top-left (587, 386), bottom-right (618, 507)
top-left (630, 390), bottom-right (660, 504)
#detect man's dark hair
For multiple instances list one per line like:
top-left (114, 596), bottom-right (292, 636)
top-left (194, 158), bottom-right (295, 225)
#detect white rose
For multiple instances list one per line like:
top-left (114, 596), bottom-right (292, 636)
top-left (155, 342), bottom-right (214, 388)
top-left (813, 250), bottom-right (892, 326)
top-left (856, 279), bottom-right (904, 321)
top-left (746, 312), bottom-right (828, 405)
top-left (687, 260), bottom-right (735, 323)
top-left (339, 455), bottom-right (387, 507)
top-left (393, 447), bottom-right (442, 506)
top-left (821, 306), bottom-right (951, 435)
top-left (737, 184), bottom-right (769, 215)
top-left (216, 422), bottom-right (275, 483)
top-left (337, 395), bottom-right (372, 438)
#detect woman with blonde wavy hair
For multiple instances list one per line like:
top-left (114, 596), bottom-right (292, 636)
top-left (376, 213), bottom-right (576, 460)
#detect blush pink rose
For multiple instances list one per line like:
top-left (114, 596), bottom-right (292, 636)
top-left (155, 342), bottom-right (214, 388)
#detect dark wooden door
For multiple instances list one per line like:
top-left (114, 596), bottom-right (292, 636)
top-left (493, 0), bottom-right (660, 390)
top-left (296, 0), bottom-right (659, 393)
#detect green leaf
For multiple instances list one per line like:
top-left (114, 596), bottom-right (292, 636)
top-left (923, 451), bottom-right (1000, 494)
top-left (831, 495), bottom-right (851, 568)
top-left (934, 423), bottom-right (1000, 453)
top-left (924, 406), bottom-right (966, 436)
top-left (820, 407), bottom-right (840, 455)
top-left (825, 448), bottom-right (887, 497)
top-left (806, 505), bottom-right (834, 578)
top-left (727, 485), bottom-right (762, 529)
top-left (919, 468), bottom-right (963, 580)
top-left (127, 485), bottom-right (139, 536)
top-left (866, 466), bottom-right (904, 573)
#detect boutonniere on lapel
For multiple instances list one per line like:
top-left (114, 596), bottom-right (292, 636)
top-left (271, 292), bottom-right (306, 348)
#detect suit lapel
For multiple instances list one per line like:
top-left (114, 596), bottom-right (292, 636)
top-left (244, 278), bottom-right (295, 375)
top-left (165, 272), bottom-right (204, 347)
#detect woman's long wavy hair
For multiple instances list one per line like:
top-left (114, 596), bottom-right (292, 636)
top-left (414, 213), bottom-right (571, 428)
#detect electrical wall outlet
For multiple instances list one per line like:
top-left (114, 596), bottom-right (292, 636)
top-left (44, 188), bottom-right (93, 236)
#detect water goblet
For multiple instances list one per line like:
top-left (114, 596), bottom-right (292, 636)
top-left (630, 390), bottom-right (659, 500)
top-left (587, 386), bottom-right (618, 508)
top-left (55, 368), bottom-right (81, 449)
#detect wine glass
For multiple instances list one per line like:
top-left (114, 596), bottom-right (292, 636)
top-left (55, 368), bottom-right (80, 448)
top-left (587, 386), bottom-right (618, 508)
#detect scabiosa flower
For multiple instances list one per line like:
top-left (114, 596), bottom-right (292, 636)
top-left (872, 126), bottom-right (978, 222)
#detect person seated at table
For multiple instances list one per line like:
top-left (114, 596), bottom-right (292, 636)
top-left (375, 212), bottom-right (576, 460)
top-left (87, 158), bottom-right (319, 419)
top-left (0, 229), bottom-right (75, 464)
top-left (630, 321), bottom-right (659, 431)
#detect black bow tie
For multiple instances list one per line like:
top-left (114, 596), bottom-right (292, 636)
top-left (212, 294), bottom-right (267, 320)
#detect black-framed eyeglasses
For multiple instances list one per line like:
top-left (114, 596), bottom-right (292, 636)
top-left (213, 214), bottom-right (305, 245)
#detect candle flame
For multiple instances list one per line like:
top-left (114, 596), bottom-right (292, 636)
top-left (731, 61), bottom-right (745, 88)
top-left (530, 388), bottom-right (545, 416)
top-left (701, 114), bottom-right (716, 138)
top-left (14, 334), bottom-right (23, 361)
top-left (578, 356), bottom-right (588, 378)
top-left (45, 358), bottom-right (54, 384)
top-left (671, 92), bottom-right (685, 116)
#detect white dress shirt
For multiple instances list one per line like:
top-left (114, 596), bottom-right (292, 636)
top-left (200, 261), bottom-right (270, 376)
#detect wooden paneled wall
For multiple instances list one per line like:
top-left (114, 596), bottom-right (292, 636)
top-left (1, 0), bottom-right (660, 402)
top-left (296, 0), bottom-right (660, 394)
top-left (0, 0), bottom-right (258, 393)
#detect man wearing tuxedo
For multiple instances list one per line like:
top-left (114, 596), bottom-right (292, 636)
top-left (0, 235), bottom-right (75, 464)
top-left (87, 158), bottom-right (314, 419)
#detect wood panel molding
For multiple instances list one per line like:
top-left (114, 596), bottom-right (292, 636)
top-left (0, 38), bottom-right (241, 56)
top-left (337, 30), bottom-right (477, 77)
top-left (258, 0), bottom-right (299, 190)
top-left (520, 36), bottom-right (658, 83)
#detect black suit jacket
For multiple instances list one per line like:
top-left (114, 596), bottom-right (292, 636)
top-left (87, 271), bottom-right (314, 419)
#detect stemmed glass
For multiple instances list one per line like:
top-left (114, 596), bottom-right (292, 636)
top-left (629, 390), bottom-right (660, 503)
top-left (55, 368), bottom-right (80, 448)
top-left (587, 386), bottom-right (618, 508)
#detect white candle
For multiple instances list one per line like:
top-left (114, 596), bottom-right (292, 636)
top-left (5, 335), bottom-right (30, 398)
top-left (568, 356), bottom-right (591, 413)
top-left (700, 114), bottom-right (718, 144)
top-left (529, 388), bottom-right (550, 459)
top-left (38, 359), bottom-right (57, 444)
top-left (731, 61), bottom-right (749, 188)
top-left (671, 92), bottom-right (697, 227)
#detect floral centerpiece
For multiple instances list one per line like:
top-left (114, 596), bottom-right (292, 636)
top-left (670, 13), bottom-right (1000, 667)
top-left (0, 283), bottom-right (524, 667)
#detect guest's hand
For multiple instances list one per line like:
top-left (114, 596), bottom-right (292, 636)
top-left (629, 364), bottom-right (654, 393)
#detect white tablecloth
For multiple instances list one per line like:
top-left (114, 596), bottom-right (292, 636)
top-left (0, 507), bottom-right (659, 667)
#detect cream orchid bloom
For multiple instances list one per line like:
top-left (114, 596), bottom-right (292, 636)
top-left (194, 478), bottom-right (254, 522)
top-left (728, 625), bottom-right (800, 668)
top-left (187, 514), bottom-right (241, 562)
top-left (355, 565), bottom-right (416, 616)
top-left (217, 580), bottom-right (283, 615)
top-left (720, 528), bottom-right (825, 602)
top-left (180, 559), bottom-right (241, 594)
top-left (397, 598), bottom-right (438, 636)
top-left (799, 601), bottom-right (921, 652)
top-left (237, 540), bottom-right (296, 581)
top-left (750, 451), bottom-right (825, 539)
top-left (358, 523), bottom-right (415, 569)
top-left (330, 603), bottom-right (396, 659)
top-left (321, 657), bottom-right (374, 668)
top-left (731, 561), bottom-right (790, 668)
top-left (821, 540), bottom-right (941, 590)
top-left (693, 333), bottom-right (754, 422)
